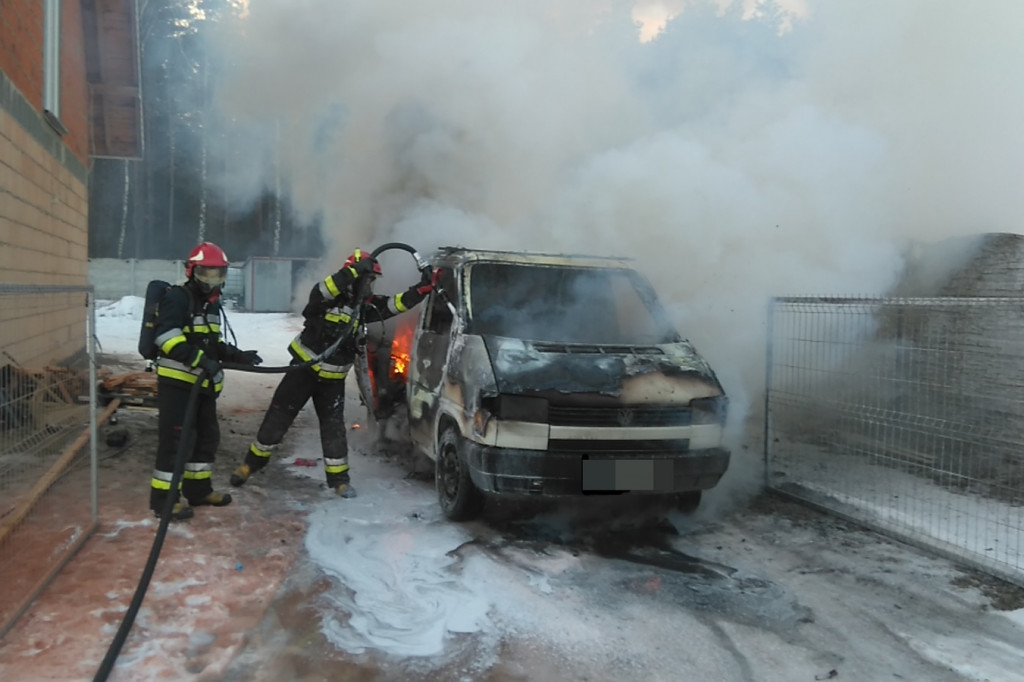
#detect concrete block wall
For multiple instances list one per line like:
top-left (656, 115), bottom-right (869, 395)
top-left (894, 233), bottom-right (1024, 298)
top-left (778, 232), bottom-right (1024, 479)
top-left (88, 258), bottom-right (186, 300)
top-left (938, 233), bottom-right (1024, 297)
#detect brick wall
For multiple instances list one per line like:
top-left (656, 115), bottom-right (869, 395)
top-left (0, 290), bottom-right (88, 370)
top-left (0, 104), bottom-right (89, 364)
top-left (0, 0), bottom-right (44, 110)
top-left (60, 0), bottom-right (89, 164)
top-left (0, 1), bottom-right (92, 365)
top-left (0, 0), bottom-right (90, 165)
top-left (0, 106), bottom-right (89, 286)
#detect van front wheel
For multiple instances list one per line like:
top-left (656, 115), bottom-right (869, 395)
top-left (673, 490), bottom-right (702, 514)
top-left (436, 426), bottom-right (484, 521)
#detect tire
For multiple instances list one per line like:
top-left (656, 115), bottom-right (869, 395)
top-left (436, 425), bottom-right (484, 521)
top-left (673, 490), bottom-right (702, 514)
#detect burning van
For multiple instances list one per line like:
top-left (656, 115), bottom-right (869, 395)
top-left (355, 247), bottom-right (731, 521)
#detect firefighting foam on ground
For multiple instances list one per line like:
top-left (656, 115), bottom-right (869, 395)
top-left (2, 301), bottom-right (1022, 681)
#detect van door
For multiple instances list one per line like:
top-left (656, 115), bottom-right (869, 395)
top-left (407, 266), bottom-right (457, 451)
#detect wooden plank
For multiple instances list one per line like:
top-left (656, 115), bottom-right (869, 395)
top-left (44, 367), bottom-right (76, 403)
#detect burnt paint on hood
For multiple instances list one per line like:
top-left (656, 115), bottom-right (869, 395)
top-left (482, 335), bottom-right (719, 397)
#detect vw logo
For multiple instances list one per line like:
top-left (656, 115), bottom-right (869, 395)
top-left (617, 408), bottom-right (634, 426)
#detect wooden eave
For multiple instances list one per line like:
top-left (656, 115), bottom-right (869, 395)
top-left (82, 0), bottom-right (143, 160)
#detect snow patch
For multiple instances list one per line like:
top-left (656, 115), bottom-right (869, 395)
top-left (97, 295), bottom-right (144, 319)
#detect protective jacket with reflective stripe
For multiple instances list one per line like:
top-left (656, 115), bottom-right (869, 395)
top-left (291, 267), bottom-right (428, 380)
top-left (153, 283), bottom-right (247, 395)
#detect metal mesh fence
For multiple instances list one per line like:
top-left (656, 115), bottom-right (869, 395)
top-left (0, 284), bottom-right (99, 637)
top-left (766, 296), bottom-right (1024, 587)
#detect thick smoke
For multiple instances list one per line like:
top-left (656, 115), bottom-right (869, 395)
top-left (208, 0), bottom-right (1024, 504)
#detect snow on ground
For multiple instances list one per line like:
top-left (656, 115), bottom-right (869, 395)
top-left (79, 298), bottom-right (1024, 681)
top-left (95, 296), bottom-right (300, 367)
top-left (777, 447), bottom-right (1024, 573)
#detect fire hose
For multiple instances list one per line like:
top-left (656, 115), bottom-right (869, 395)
top-left (92, 242), bottom-right (431, 682)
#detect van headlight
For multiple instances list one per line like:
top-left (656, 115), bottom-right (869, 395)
top-left (691, 395), bottom-right (728, 425)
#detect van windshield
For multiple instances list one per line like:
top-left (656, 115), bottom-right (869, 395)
top-left (466, 262), bottom-right (679, 345)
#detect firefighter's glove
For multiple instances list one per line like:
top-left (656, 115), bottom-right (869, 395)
top-left (238, 349), bottom-right (263, 366)
top-left (416, 267), bottom-right (437, 296)
top-left (197, 355), bottom-right (222, 379)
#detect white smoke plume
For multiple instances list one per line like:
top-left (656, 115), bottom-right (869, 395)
top-left (208, 0), bottom-right (1024, 499)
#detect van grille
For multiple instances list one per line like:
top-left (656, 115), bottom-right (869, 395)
top-left (548, 405), bottom-right (692, 427)
top-left (548, 439), bottom-right (690, 456)
top-left (532, 343), bottom-right (664, 355)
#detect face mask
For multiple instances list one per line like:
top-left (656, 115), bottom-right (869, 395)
top-left (193, 265), bottom-right (227, 292)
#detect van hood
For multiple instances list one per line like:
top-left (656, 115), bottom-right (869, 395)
top-left (482, 336), bottom-right (721, 398)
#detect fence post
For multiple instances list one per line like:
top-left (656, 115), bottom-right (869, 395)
top-left (763, 297), bottom-right (776, 490)
top-left (0, 284), bottom-right (101, 637)
top-left (87, 290), bottom-right (99, 518)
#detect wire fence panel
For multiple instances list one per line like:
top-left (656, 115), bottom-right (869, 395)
top-left (766, 297), bottom-right (1024, 587)
top-left (0, 284), bottom-right (99, 638)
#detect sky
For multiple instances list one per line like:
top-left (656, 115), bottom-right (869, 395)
top-left (199, 0), bottom-right (1024, 448)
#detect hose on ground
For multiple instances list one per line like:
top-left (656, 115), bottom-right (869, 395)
top-left (92, 241), bottom-right (430, 680)
top-left (92, 371), bottom-right (205, 682)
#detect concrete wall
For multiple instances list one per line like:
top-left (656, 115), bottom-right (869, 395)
top-left (241, 257), bottom-right (316, 312)
top-left (89, 257), bottom-right (315, 311)
top-left (778, 231), bottom-right (1024, 474)
top-left (88, 259), bottom-right (247, 302)
top-left (892, 233), bottom-right (1024, 298)
top-left (88, 258), bottom-right (185, 300)
top-left (937, 233), bottom-right (1024, 297)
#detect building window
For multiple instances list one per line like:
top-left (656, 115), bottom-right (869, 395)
top-left (43, 0), bottom-right (67, 135)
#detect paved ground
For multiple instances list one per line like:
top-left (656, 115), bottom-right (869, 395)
top-left (2, 360), bottom-right (1024, 682)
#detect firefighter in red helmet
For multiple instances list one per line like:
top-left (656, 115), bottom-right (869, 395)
top-left (230, 248), bottom-right (434, 498)
top-left (150, 242), bottom-right (263, 520)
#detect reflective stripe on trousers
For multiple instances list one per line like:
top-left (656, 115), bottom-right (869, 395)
top-left (288, 335), bottom-right (351, 380)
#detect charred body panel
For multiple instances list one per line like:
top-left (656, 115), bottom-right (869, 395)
top-left (355, 247), bottom-right (732, 517)
top-left (484, 336), bottom-right (720, 398)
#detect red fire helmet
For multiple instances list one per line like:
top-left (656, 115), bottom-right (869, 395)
top-left (185, 242), bottom-right (229, 293)
top-left (344, 248), bottom-right (382, 276)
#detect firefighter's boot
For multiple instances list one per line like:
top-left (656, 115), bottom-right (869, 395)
top-left (191, 491), bottom-right (233, 507)
top-left (230, 463), bottom-right (251, 487)
top-left (335, 482), bottom-right (358, 499)
top-left (154, 501), bottom-right (194, 522)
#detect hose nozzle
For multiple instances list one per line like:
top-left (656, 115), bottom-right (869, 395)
top-left (413, 252), bottom-right (431, 272)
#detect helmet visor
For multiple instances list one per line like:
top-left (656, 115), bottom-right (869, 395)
top-left (194, 265), bottom-right (227, 289)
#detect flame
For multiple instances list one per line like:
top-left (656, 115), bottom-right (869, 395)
top-left (388, 316), bottom-right (416, 382)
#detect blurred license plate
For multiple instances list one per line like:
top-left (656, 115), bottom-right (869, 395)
top-left (582, 459), bottom-right (672, 491)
